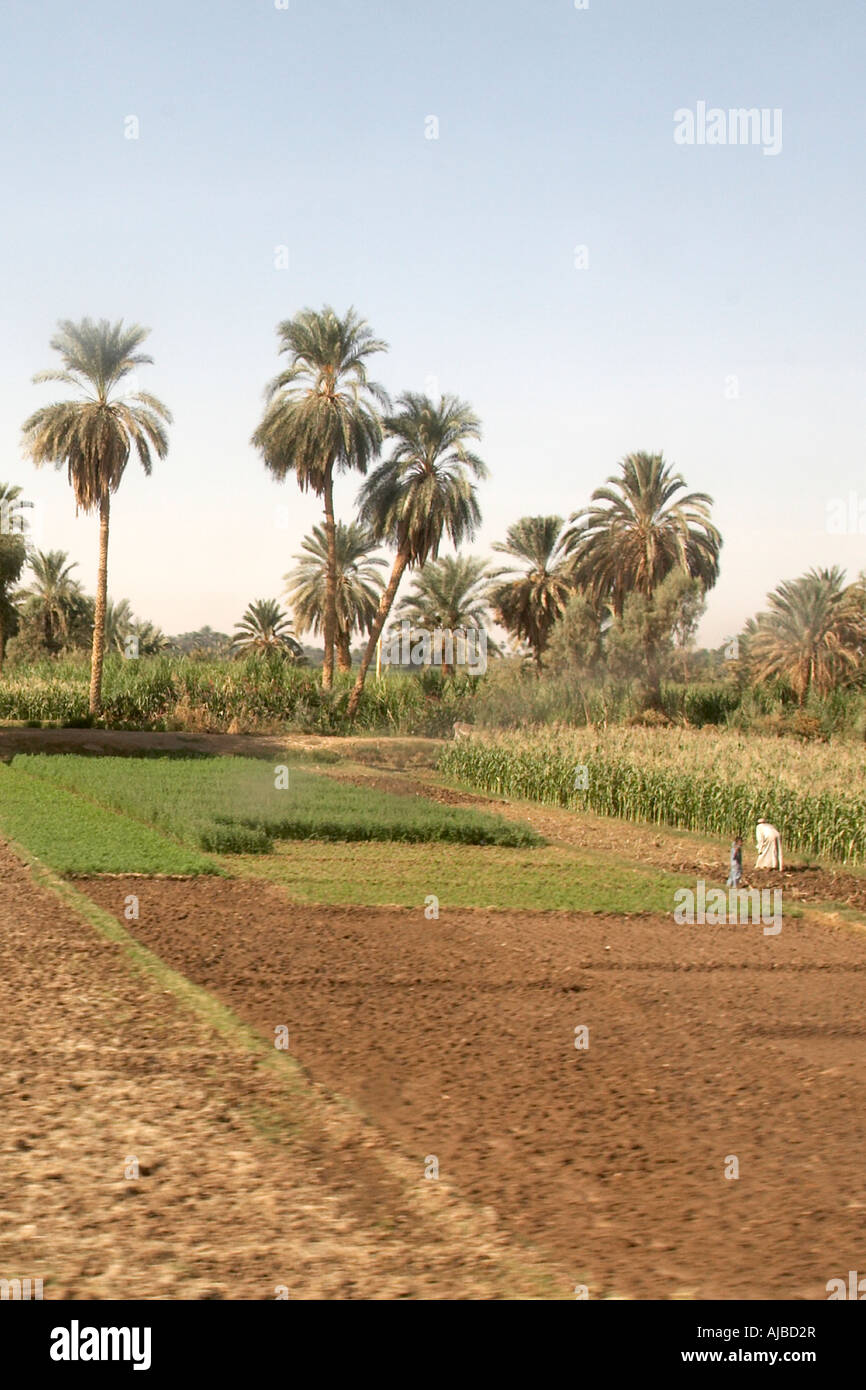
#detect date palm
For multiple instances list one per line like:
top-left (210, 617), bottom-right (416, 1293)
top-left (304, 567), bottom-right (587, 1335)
top-left (251, 306), bottom-right (388, 689)
top-left (104, 597), bottom-right (135, 653)
top-left (231, 599), bottom-right (303, 660)
top-left (284, 522), bottom-right (385, 672)
top-left (347, 392), bottom-right (488, 716)
top-left (489, 515), bottom-right (574, 669)
top-left (0, 484), bottom-right (29, 671)
top-left (564, 452), bottom-right (721, 616)
top-left (748, 567), bottom-right (866, 703)
top-left (18, 549), bottom-right (83, 653)
top-left (21, 319), bottom-right (171, 714)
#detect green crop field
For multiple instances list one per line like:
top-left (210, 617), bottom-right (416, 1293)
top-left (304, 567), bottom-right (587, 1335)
top-left (0, 763), bottom-right (215, 874)
top-left (10, 753), bottom-right (541, 853)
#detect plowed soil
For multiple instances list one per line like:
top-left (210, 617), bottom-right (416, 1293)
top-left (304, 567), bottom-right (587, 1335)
top-left (0, 845), bottom-right (567, 1299)
top-left (80, 873), bottom-right (866, 1300)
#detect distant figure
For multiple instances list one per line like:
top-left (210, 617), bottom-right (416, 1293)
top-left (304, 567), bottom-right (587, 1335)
top-left (726, 835), bottom-right (744, 888)
top-left (452, 721), bottom-right (474, 740)
top-left (755, 818), bottom-right (783, 871)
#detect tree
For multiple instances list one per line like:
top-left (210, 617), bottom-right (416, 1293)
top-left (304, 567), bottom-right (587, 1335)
top-left (564, 452), bottom-right (721, 705)
top-left (251, 306), bottom-right (388, 690)
top-left (21, 318), bottom-right (171, 714)
top-left (16, 549), bottom-right (84, 654)
top-left (396, 554), bottom-right (496, 675)
top-left (564, 452), bottom-right (721, 616)
top-left (284, 522), bottom-right (386, 672)
top-left (747, 567), bottom-right (866, 703)
top-left (489, 515), bottom-right (574, 668)
top-left (104, 597), bottom-right (135, 653)
top-left (231, 599), bottom-right (304, 660)
top-left (347, 393), bottom-right (488, 716)
top-left (130, 619), bottom-right (168, 656)
top-left (0, 484), bottom-right (29, 671)
top-left (605, 570), bottom-right (706, 706)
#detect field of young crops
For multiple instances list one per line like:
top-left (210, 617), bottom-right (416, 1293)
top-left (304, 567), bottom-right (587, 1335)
top-left (9, 753), bottom-right (540, 858)
top-left (439, 727), bottom-right (866, 865)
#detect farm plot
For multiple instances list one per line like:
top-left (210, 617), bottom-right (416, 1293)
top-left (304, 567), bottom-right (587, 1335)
top-left (10, 753), bottom-right (540, 854)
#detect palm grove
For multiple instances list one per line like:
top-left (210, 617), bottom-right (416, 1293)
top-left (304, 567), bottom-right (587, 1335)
top-left (3, 309), bottom-right (865, 724)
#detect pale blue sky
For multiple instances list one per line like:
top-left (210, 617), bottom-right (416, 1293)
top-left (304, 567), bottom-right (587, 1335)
top-left (1, 0), bottom-right (863, 643)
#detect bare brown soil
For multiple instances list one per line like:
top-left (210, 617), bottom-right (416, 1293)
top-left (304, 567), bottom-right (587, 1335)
top-left (0, 845), bottom-right (567, 1299)
top-left (80, 874), bottom-right (866, 1300)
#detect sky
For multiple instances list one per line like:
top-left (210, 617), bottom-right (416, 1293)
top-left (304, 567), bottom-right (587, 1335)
top-left (0, 0), bottom-right (863, 645)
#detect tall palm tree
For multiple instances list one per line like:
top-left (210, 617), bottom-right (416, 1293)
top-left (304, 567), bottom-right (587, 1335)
top-left (489, 515), bottom-right (574, 669)
top-left (251, 306), bottom-right (388, 689)
top-left (21, 319), bottom-right (171, 714)
top-left (347, 393), bottom-right (488, 716)
top-left (284, 522), bottom-right (386, 672)
top-left (748, 567), bottom-right (866, 703)
top-left (564, 452), bottom-right (721, 616)
top-left (231, 599), bottom-right (304, 660)
top-left (0, 484), bottom-right (29, 671)
top-left (18, 549), bottom-right (83, 653)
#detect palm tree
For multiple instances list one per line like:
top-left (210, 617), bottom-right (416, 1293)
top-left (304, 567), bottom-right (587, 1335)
top-left (396, 553), bottom-right (495, 674)
top-left (251, 306), bottom-right (388, 690)
top-left (564, 452), bottom-right (721, 616)
top-left (231, 599), bottom-right (304, 660)
top-left (130, 619), bottom-right (168, 656)
top-left (347, 393), bottom-right (488, 716)
top-left (489, 515), bottom-right (574, 669)
top-left (18, 549), bottom-right (83, 653)
top-left (748, 567), bottom-right (866, 703)
top-left (21, 319), bottom-right (171, 714)
top-left (0, 484), bottom-right (29, 671)
top-left (284, 522), bottom-right (386, 672)
top-left (104, 597), bottom-right (135, 653)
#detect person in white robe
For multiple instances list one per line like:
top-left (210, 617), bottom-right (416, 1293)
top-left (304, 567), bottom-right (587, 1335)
top-left (755, 818), bottom-right (783, 870)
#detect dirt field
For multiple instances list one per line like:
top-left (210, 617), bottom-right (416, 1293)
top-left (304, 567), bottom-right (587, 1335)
top-left (0, 844), bottom-right (567, 1299)
top-left (80, 873), bottom-right (866, 1300)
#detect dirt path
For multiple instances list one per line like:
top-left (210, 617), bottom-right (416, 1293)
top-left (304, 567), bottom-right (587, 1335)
top-left (0, 845), bottom-right (568, 1299)
top-left (80, 875), bottom-right (866, 1300)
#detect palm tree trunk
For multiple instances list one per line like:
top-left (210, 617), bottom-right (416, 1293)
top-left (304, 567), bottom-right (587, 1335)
top-left (0, 610), bottom-right (5, 674)
top-left (336, 628), bottom-right (352, 672)
top-left (347, 550), bottom-right (409, 719)
top-left (89, 490), bottom-right (110, 716)
top-left (321, 467), bottom-right (337, 690)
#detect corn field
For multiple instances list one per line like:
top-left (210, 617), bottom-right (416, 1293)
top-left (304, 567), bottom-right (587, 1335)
top-left (439, 727), bottom-right (866, 865)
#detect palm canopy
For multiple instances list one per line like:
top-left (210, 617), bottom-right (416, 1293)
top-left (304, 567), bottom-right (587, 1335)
top-left (251, 306), bottom-right (388, 492)
top-left (397, 554), bottom-right (494, 632)
top-left (21, 318), bottom-right (172, 512)
top-left (748, 566), bottom-right (866, 701)
top-left (231, 599), bottom-right (303, 660)
top-left (489, 515), bottom-right (574, 666)
top-left (564, 452), bottom-right (721, 615)
top-left (357, 393), bottom-right (487, 564)
top-left (284, 522), bottom-right (386, 639)
top-left (19, 549), bottom-right (83, 645)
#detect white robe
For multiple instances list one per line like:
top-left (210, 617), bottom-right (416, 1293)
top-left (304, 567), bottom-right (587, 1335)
top-left (755, 821), bottom-right (783, 870)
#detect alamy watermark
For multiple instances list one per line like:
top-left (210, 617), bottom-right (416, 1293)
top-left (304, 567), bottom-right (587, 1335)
top-left (673, 879), bottom-right (782, 935)
top-left (674, 102), bottom-right (782, 157)
top-left (380, 622), bottom-right (487, 675)
top-left (826, 491), bottom-right (866, 535)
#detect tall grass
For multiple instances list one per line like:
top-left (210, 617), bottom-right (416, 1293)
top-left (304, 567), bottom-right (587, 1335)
top-left (0, 654), bottom-right (477, 734)
top-left (439, 727), bottom-right (866, 865)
